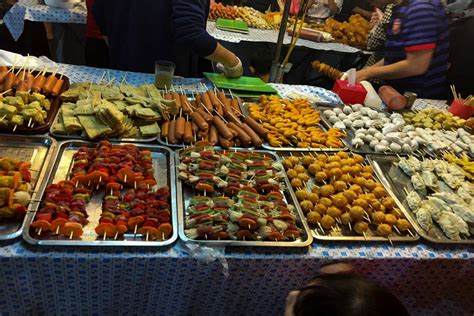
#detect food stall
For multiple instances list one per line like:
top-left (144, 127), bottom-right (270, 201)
top-left (0, 48), bottom-right (472, 315)
top-left (2, 0), bottom-right (368, 84)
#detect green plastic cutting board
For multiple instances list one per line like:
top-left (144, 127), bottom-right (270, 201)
top-left (204, 73), bottom-right (277, 93)
top-left (216, 18), bottom-right (249, 33)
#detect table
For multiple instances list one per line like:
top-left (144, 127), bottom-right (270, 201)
top-left (0, 55), bottom-right (472, 315)
top-left (2, 1), bottom-right (360, 54)
top-left (207, 21), bottom-right (362, 54)
top-left (2, 1), bottom-right (365, 84)
top-left (0, 239), bottom-right (472, 315)
top-left (3, 0), bottom-right (86, 41)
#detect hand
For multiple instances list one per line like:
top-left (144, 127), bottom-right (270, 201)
top-left (224, 57), bottom-right (243, 79)
top-left (369, 8), bottom-right (383, 30)
top-left (356, 68), bottom-right (372, 82)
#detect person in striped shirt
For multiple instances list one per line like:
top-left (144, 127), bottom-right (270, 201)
top-left (356, 0), bottom-right (450, 99)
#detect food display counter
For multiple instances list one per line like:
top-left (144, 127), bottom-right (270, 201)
top-left (0, 53), bottom-right (472, 315)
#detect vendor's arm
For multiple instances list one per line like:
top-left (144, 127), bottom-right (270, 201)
top-left (172, 0), bottom-right (242, 77)
top-left (356, 49), bottom-right (433, 81)
top-left (277, 0), bottom-right (285, 11)
top-left (353, 6), bottom-right (372, 20)
top-left (358, 2), bottom-right (443, 83)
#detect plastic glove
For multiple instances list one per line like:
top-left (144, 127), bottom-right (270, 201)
top-left (223, 57), bottom-right (243, 79)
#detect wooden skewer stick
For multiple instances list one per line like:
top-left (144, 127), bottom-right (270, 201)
top-left (37, 228), bottom-right (42, 236)
top-left (387, 236), bottom-right (394, 246)
top-left (362, 231), bottom-right (367, 240)
top-left (0, 89), bottom-right (13, 96)
top-left (103, 233), bottom-right (107, 241)
top-left (393, 226), bottom-right (401, 235)
top-left (69, 231), bottom-right (74, 239)
top-left (114, 231), bottom-right (119, 240)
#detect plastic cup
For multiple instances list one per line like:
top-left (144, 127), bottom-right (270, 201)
top-left (448, 99), bottom-right (474, 119)
top-left (154, 60), bottom-right (175, 89)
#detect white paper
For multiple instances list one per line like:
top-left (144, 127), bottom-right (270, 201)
top-left (347, 68), bottom-right (356, 87)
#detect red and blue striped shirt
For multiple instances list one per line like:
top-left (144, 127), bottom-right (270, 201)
top-left (384, 0), bottom-right (449, 98)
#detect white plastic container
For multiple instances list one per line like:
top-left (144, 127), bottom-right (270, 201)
top-left (44, 0), bottom-right (81, 9)
top-left (360, 80), bottom-right (383, 110)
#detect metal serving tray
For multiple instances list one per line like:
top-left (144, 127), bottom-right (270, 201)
top-left (175, 148), bottom-right (313, 247)
top-left (23, 140), bottom-right (178, 247)
top-left (0, 134), bottom-right (57, 240)
top-left (369, 155), bottom-right (474, 244)
top-left (279, 151), bottom-right (418, 242)
top-left (49, 110), bottom-right (157, 143)
top-left (241, 103), bottom-right (348, 152)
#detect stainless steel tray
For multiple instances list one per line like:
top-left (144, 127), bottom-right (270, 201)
top-left (369, 155), bottom-right (474, 244)
top-left (49, 110), bottom-right (157, 143)
top-left (23, 140), bottom-right (178, 246)
top-left (0, 134), bottom-right (57, 240)
top-left (176, 148), bottom-right (313, 247)
top-left (242, 102), bottom-right (348, 152)
top-left (281, 152), bottom-right (419, 242)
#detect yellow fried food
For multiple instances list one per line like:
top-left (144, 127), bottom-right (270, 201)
top-left (248, 96), bottom-right (346, 149)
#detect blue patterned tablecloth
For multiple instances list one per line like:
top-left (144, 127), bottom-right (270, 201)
top-left (207, 21), bottom-right (362, 54)
top-left (3, 0), bottom-right (86, 41)
top-left (0, 239), bottom-right (472, 315)
top-left (0, 60), bottom-right (472, 315)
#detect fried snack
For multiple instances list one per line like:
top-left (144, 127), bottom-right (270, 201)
top-left (283, 152), bottom-right (412, 239)
top-left (311, 61), bottom-right (344, 81)
top-left (315, 14), bottom-right (370, 46)
top-left (249, 96), bottom-right (346, 149)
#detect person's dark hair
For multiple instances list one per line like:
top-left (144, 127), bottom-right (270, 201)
top-left (250, 48), bottom-right (273, 76)
top-left (293, 273), bottom-right (409, 316)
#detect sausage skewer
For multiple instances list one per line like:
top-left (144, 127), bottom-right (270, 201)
top-left (0, 66), bottom-right (9, 84)
top-left (183, 119), bottom-right (194, 143)
top-left (214, 93), bottom-right (242, 126)
top-left (0, 56), bottom-right (19, 85)
top-left (24, 63), bottom-right (36, 91)
top-left (12, 65), bottom-right (25, 88)
top-left (3, 72), bottom-right (16, 95)
top-left (42, 68), bottom-right (59, 95)
top-left (188, 100), bottom-right (209, 131)
top-left (175, 110), bottom-right (185, 140)
top-left (207, 89), bottom-right (223, 116)
top-left (51, 73), bottom-right (65, 97)
top-left (200, 92), bottom-right (213, 112)
top-left (31, 67), bottom-right (49, 93)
